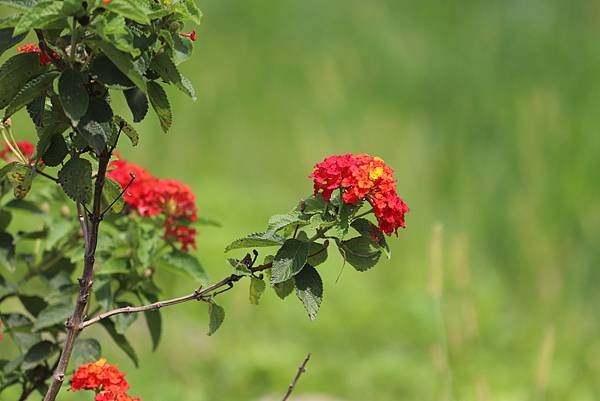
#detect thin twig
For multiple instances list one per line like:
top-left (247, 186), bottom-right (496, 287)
top-left (35, 168), bottom-right (59, 183)
top-left (281, 353), bottom-right (312, 401)
top-left (101, 172), bottom-right (135, 216)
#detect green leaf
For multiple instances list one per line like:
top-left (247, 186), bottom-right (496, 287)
top-left (179, 0), bottom-right (202, 24)
top-left (267, 212), bottom-right (309, 234)
top-left (147, 81), bottom-right (171, 133)
top-left (4, 71), bottom-right (58, 118)
top-left (351, 218), bottom-right (390, 258)
top-left (0, 28), bottom-right (26, 57)
top-left (225, 231), bottom-right (285, 252)
top-left (26, 94), bottom-right (44, 127)
top-left (95, 41), bottom-right (147, 91)
top-left (0, 272), bottom-right (14, 298)
top-left (298, 194), bottom-right (327, 215)
top-left (151, 52), bottom-right (181, 84)
top-left (0, 0), bottom-right (38, 12)
top-left (177, 74), bottom-right (196, 101)
top-left (100, 319), bottom-right (138, 367)
top-left (18, 294), bottom-right (47, 316)
top-left (113, 302), bottom-right (138, 334)
top-left (0, 14), bottom-right (23, 29)
top-left (273, 278), bottom-right (294, 300)
top-left (2, 313), bottom-right (41, 353)
top-left (159, 249), bottom-right (208, 284)
top-left (0, 53), bottom-right (44, 109)
top-left (90, 54), bottom-right (134, 89)
top-left (71, 338), bottom-right (101, 367)
top-left (307, 241), bottom-right (328, 267)
top-left (207, 302), bottom-right (224, 336)
top-left (97, 256), bottom-right (130, 275)
top-left (32, 302), bottom-right (72, 331)
top-left (0, 231), bottom-right (16, 272)
top-left (104, 0), bottom-right (150, 24)
top-left (101, 178), bottom-right (125, 214)
top-left (249, 277), bottom-right (266, 305)
top-left (113, 115), bottom-right (138, 146)
top-left (58, 68), bottom-right (89, 122)
top-left (0, 210), bottom-right (11, 231)
top-left (295, 264), bottom-right (323, 320)
top-left (93, 13), bottom-right (139, 57)
top-left (337, 236), bottom-right (381, 272)
top-left (123, 87), bottom-right (148, 122)
top-left (271, 239), bottom-right (310, 284)
top-left (58, 157), bottom-right (93, 204)
top-left (78, 97), bottom-right (114, 154)
top-left (171, 33), bottom-right (193, 65)
top-left (14, 0), bottom-right (64, 35)
top-left (137, 290), bottom-right (161, 351)
top-left (40, 134), bottom-right (68, 167)
top-left (22, 340), bottom-right (58, 370)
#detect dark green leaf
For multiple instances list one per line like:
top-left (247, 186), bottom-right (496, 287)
top-left (58, 68), bottom-right (89, 122)
top-left (225, 231), bottom-right (285, 252)
top-left (4, 71), bottom-right (58, 118)
top-left (0, 53), bottom-right (44, 109)
top-left (307, 241), bottom-right (328, 267)
top-left (159, 249), bottom-right (208, 284)
top-left (123, 87), bottom-right (148, 122)
top-left (0, 27), bottom-right (26, 57)
top-left (271, 239), bottom-right (310, 284)
top-left (78, 97), bottom-right (114, 154)
top-left (58, 157), bottom-right (92, 204)
top-left (0, 231), bottom-right (16, 272)
top-left (295, 264), bottom-right (323, 320)
top-left (95, 41), bottom-right (147, 91)
top-left (18, 294), bottom-right (47, 316)
top-left (90, 54), bottom-right (134, 89)
top-left (351, 218), bottom-right (390, 258)
top-left (0, 0), bottom-right (38, 12)
top-left (22, 340), bottom-right (58, 370)
top-left (147, 81), bottom-right (171, 133)
top-left (207, 302), bottom-right (224, 336)
top-left (171, 33), bottom-right (193, 65)
top-left (40, 134), bottom-right (68, 167)
top-left (137, 290), bottom-right (161, 351)
top-left (113, 115), bottom-right (138, 146)
top-left (32, 302), bottom-right (72, 331)
top-left (338, 236), bottom-right (381, 272)
top-left (26, 95), bottom-right (44, 127)
top-left (113, 302), bottom-right (138, 334)
top-left (100, 319), bottom-right (138, 367)
top-left (150, 52), bottom-right (181, 84)
top-left (71, 338), bottom-right (101, 367)
top-left (273, 278), bottom-right (294, 299)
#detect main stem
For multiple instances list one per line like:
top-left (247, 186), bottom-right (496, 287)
top-left (43, 149), bottom-right (111, 401)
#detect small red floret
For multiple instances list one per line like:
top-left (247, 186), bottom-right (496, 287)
top-left (179, 30), bottom-right (197, 41)
top-left (16, 43), bottom-right (59, 65)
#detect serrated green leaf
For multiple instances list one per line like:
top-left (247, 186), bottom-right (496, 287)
top-left (2, 313), bottom-right (41, 353)
top-left (307, 241), bottom-right (328, 267)
top-left (267, 212), bottom-right (309, 234)
top-left (273, 278), bottom-right (294, 299)
top-left (113, 115), bottom-right (138, 146)
top-left (249, 277), bottom-right (266, 305)
top-left (26, 95), bottom-right (44, 127)
top-left (351, 218), bottom-right (390, 258)
top-left (147, 81), bottom-right (171, 133)
top-left (271, 239), bottom-right (310, 284)
top-left (225, 231), bottom-right (285, 252)
top-left (0, 0), bottom-right (37, 11)
top-left (151, 52), bottom-right (181, 84)
top-left (337, 236), bottom-right (381, 272)
top-left (93, 13), bottom-right (140, 57)
top-left (0, 53), bottom-right (44, 109)
top-left (159, 249), bottom-right (208, 284)
top-left (177, 74), bottom-right (196, 100)
top-left (207, 302), bottom-right (224, 336)
top-left (71, 338), bottom-right (101, 367)
top-left (100, 319), bottom-right (138, 367)
top-left (32, 302), bottom-right (72, 331)
top-left (104, 0), bottom-right (149, 23)
top-left (40, 134), bottom-right (68, 167)
top-left (78, 97), bottom-right (114, 154)
top-left (0, 27), bottom-right (26, 57)
top-left (58, 157), bottom-right (93, 204)
top-left (295, 264), bottom-right (323, 320)
top-left (58, 68), bottom-right (89, 122)
top-left (0, 14), bottom-right (23, 29)
top-left (14, 0), bottom-right (64, 35)
top-left (179, 0), bottom-right (202, 24)
top-left (95, 41), bottom-right (147, 91)
top-left (22, 340), bottom-right (59, 370)
top-left (123, 87), bottom-right (148, 122)
top-left (171, 33), bottom-right (193, 65)
top-left (90, 54), bottom-right (134, 89)
top-left (101, 178), bottom-right (125, 214)
top-left (4, 71), bottom-right (58, 118)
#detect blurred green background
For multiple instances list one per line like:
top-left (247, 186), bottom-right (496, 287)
top-left (5, 0), bottom-right (600, 400)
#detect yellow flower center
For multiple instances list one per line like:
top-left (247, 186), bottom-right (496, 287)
top-left (369, 166), bottom-right (383, 181)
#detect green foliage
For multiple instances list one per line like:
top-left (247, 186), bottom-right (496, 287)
top-left (57, 157), bottom-right (92, 204)
top-left (294, 265), bottom-right (323, 320)
top-left (207, 301), bottom-right (224, 336)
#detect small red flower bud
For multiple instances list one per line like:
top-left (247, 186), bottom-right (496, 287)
top-left (179, 30), bottom-right (197, 41)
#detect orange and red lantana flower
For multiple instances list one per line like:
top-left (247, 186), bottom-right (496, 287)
top-left (310, 154), bottom-right (409, 235)
top-left (70, 359), bottom-right (141, 401)
top-left (107, 158), bottom-right (198, 250)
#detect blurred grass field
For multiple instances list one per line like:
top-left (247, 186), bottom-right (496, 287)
top-left (5, 0), bottom-right (600, 400)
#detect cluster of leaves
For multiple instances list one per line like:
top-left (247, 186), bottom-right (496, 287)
top-left (225, 191), bottom-right (390, 321)
top-left (0, 0), bottom-right (203, 397)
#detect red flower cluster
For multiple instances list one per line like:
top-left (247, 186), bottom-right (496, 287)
top-left (70, 359), bottom-right (140, 401)
top-left (107, 158), bottom-right (198, 250)
top-left (16, 43), bottom-right (59, 65)
top-left (310, 154), bottom-right (409, 235)
top-left (0, 140), bottom-right (35, 162)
